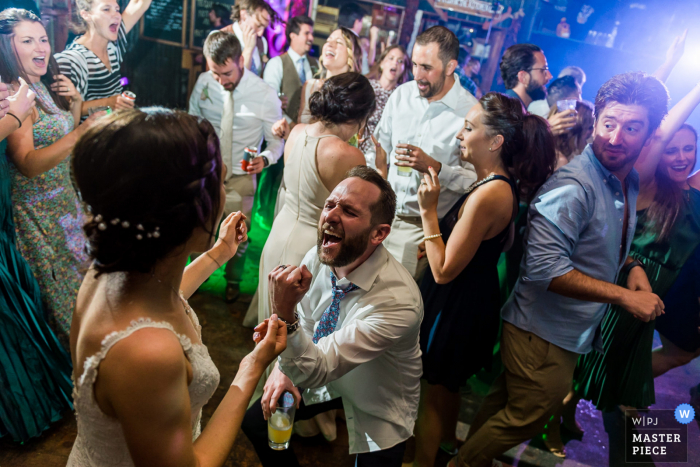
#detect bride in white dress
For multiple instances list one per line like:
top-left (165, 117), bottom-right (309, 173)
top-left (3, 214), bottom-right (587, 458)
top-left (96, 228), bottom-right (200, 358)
top-left (67, 109), bottom-right (286, 466)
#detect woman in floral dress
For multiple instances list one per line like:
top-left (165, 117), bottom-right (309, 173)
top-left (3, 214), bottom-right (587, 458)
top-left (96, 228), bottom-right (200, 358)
top-left (3, 9), bottom-right (98, 347)
top-left (359, 45), bottom-right (408, 154)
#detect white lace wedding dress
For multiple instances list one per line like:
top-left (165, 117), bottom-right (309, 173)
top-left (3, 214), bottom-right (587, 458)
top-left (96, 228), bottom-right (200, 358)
top-left (67, 297), bottom-right (220, 466)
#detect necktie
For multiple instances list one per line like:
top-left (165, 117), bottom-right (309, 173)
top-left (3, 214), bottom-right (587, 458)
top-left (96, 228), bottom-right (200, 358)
top-left (251, 58), bottom-right (258, 76)
top-left (220, 90), bottom-right (234, 166)
top-left (297, 57), bottom-right (306, 85)
top-left (312, 271), bottom-right (359, 344)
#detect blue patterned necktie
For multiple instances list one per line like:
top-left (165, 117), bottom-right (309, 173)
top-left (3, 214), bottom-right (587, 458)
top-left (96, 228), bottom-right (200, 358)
top-left (312, 271), bottom-right (359, 344)
top-left (297, 57), bottom-right (306, 85)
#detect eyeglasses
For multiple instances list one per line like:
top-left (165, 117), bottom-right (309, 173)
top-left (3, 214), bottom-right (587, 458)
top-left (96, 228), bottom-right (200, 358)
top-left (530, 67), bottom-right (549, 73)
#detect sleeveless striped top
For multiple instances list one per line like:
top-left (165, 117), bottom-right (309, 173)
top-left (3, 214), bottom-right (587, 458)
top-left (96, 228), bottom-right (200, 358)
top-left (54, 22), bottom-right (127, 105)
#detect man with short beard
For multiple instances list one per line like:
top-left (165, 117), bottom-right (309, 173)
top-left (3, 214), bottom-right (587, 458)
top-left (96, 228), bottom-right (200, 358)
top-left (500, 43), bottom-right (576, 136)
top-left (451, 72), bottom-right (668, 467)
top-left (500, 43), bottom-right (552, 108)
top-left (241, 166), bottom-right (423, 467)
top-left (366, 25), bottom-right (478, 281)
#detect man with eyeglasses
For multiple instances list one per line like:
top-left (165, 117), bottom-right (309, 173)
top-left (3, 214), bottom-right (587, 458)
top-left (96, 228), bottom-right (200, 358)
top-left (500, 43), bottom-right (551, 108)
top-left (500, 43), bottom-right (576, 135)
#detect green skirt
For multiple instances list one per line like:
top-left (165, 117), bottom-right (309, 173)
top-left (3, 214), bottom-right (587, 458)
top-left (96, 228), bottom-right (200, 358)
top-left (576, 252), bottom-right (682, 411)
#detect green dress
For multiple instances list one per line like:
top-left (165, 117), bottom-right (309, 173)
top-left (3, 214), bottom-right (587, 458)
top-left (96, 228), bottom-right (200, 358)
top-left (0, 139), bottom-right (73, 442)
top-left (576, 188), bottom-right (700, 411)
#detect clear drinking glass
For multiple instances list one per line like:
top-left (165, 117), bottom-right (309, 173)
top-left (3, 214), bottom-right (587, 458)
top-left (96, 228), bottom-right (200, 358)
top-left (396, 139), bottom-right (413, 177)
top-left (556, 99), bottom-right (577, 113)
top-left (268, 392), bottom-right (295, 450)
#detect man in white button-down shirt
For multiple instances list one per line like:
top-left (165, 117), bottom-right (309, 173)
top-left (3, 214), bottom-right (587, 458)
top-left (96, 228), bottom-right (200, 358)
top-left (366, 26), bottom-right (478, 281)
top-left (241, 166), bottom-right (423, 467)
top-left (189, 32), bottom-right (283, 300)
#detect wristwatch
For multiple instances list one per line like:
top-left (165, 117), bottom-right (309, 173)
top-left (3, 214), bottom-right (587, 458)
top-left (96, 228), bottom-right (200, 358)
top-left (278, 312), bottom-right (300, 334)
top-left (262, 156), bottom-right (270, 168)
top-left (622, 259), bottom-right (645, 275)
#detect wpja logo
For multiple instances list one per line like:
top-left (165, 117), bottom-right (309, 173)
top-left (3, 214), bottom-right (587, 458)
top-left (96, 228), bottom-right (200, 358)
top-left (625, 406), bottom-right (692, 463)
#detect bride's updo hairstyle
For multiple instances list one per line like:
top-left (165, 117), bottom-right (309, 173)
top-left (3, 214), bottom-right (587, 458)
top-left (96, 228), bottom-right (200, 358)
top-left (309, 72), bottom-right (376, 129)
top-left (479, 92), bottom-right (556, 201)
top-left (72, 108), bottom-right (223, 275)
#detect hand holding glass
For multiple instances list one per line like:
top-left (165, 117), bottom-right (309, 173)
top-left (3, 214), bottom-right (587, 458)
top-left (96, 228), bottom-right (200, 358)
top-left (556, 99), bottom-right (577, 113)
top-left (395, 140), bottom-right (413, 177)
top-left (268, 392), bottom-right (295, 450)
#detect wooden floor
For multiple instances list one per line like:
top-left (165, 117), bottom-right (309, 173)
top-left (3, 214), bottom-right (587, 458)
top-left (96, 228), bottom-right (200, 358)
top-left (0, 292), bottom-right (369, 467)
top-left (4, 289), bottom-right (699, 466)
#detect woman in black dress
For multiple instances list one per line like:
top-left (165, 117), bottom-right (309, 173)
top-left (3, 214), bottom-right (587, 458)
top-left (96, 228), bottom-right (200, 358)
top-left (412, 92), bottom-right (556, 466)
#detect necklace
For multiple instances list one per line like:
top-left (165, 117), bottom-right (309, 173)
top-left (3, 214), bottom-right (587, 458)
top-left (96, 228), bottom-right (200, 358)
top-left (465, 173), bottom-right (498, 195)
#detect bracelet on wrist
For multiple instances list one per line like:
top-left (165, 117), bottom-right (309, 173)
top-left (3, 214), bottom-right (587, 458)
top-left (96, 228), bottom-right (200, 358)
top-left (5, 112), bottom-right (21, 128)
top-left (205, 250), bottom-right (222, 268)
top-left (423, 233), bottom-right (442, 242)
top-left (622, 259), bottom-right (645, 275)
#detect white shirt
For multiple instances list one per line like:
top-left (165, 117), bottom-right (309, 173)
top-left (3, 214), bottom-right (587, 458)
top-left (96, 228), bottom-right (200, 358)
top-left (365, 76), bottom-right (478, 218)
top-left (233, 21), bottom-right (268, 76)
top-left (188, 69), bottom-right (284, 176)
top-left (279, 245), bottom-right (423, 454)
top-left (528, 99), bottom-right (551, 118)
top-left (263, 47), bottom-right (313, 93)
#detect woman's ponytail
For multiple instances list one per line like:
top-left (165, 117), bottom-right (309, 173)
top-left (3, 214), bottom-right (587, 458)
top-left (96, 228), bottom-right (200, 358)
top-left (479, 92), bottom-right (556, 202)
top-left (517, 113), bottom-right (556, 200)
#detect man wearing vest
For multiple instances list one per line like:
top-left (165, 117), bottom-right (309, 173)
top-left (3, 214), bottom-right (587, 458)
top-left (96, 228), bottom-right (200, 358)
top-left (263, 15), bottom-right (318, 123)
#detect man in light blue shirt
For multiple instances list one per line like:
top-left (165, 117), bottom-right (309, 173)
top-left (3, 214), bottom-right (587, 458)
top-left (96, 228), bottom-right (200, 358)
top-left (454, 72), bottom-right (669, 467)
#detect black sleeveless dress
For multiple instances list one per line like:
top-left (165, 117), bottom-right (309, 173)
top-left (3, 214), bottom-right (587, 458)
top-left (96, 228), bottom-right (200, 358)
top-left (419, 175), bottom-right (517, 392)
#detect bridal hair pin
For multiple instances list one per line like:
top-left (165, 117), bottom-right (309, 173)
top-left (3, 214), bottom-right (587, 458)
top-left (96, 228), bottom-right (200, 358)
top-left (92, 213), bottom-right (161, 240)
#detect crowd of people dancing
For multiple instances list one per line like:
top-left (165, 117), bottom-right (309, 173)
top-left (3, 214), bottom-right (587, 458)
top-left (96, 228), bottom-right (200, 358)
top-left (0, 0), bottom-right (699, 466)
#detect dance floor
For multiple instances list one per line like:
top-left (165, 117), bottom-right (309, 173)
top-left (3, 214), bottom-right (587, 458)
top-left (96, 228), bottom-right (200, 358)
top-left (1, 290), bottom-right (698, 467)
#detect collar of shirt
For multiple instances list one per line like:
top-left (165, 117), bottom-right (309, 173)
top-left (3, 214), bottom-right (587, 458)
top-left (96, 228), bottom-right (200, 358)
top-left (504, 88), bottom-right (523, 103)
top-left (409, 74), bottom-right (462, 110)
top-left (286, 47), bottom-right (306, 64)
top-left (333, 245), bottom-right (384, 291)
top-left (231, 68), bottom-right (252, 98)
top-left (582, 144), bottom-right (640, 193)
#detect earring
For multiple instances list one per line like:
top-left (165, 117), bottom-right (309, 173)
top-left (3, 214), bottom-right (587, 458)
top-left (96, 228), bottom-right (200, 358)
top-left (489, 147), bottom-right (492, 151)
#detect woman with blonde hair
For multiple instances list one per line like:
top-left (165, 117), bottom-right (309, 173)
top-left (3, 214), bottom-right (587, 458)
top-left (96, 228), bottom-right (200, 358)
top-left (55, 0), bottom-right (152, 117)
top-left (297, 27), bottom-right (361, 124)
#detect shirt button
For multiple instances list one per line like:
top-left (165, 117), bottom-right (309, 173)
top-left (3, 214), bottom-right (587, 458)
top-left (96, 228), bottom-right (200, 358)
top-left (615, 192), bottom-right (620, 196)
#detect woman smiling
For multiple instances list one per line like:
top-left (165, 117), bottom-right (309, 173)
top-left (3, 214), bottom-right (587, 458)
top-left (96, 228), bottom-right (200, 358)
top-left (55, 0), bottom-right (152, 118)
top-left (1, 8), bottom-right (99, 347)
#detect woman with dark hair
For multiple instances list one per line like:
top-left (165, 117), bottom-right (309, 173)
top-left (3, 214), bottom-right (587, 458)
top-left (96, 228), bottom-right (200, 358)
top-left (1, 8), bottom-right (99, 347)
top-left (549, 83), bottom-right (700, 458)
top-left (547, 100), bottom-right (594, 170)
top-left (297, 27), bottom-right (361, 124)
top-left (258, 72), bottom-right (375, 324)
top-left (410, 92), bottom-right (556, 466)
top-left (0, 73), bottom-right (75, 443)
top-left (68, 108), bottom-right (286, 466)
top-left (55, 0), bottom-right (151, 117)
top-left (358, 45), bottom-right (407, 154)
